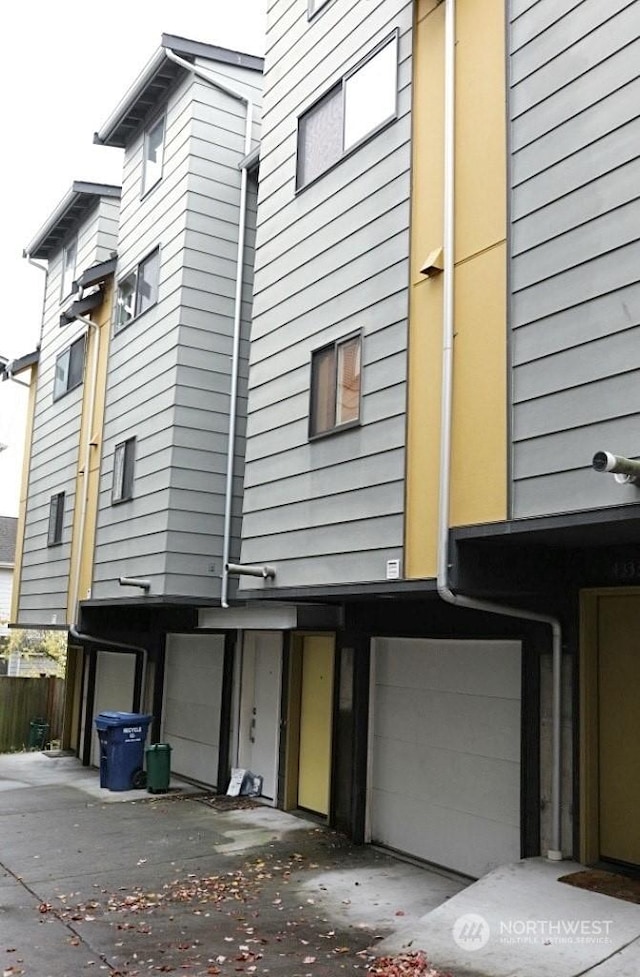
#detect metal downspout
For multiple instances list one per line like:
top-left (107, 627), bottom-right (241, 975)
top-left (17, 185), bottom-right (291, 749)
top-left (163, 49), bottom-right (254, 609)
top-left (69, 314), bottom-right (101, 627)
top-left (436, 0), bottom-right (563, 860)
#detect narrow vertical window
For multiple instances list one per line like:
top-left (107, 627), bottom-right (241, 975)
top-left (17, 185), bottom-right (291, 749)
top-left (114, 247), bottom-right (160, 333)
top-left (310, 334), bottom-right (362, 437)
top-left (47, 492), bottom-right (65, 546)
top-left (135, 249), bottom-right (160, 315)
top-left (142, 116), bottom-right (165, 195)
top-left (53, 334), bottom-right (86, 400)
top-left (112, 437), bottom-right (136, 503)
top-left (61, 239), bottom-right (77, 300)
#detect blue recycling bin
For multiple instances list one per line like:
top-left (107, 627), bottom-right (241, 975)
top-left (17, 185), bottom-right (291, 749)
top-left (95, 711), bottom-right (153, 791)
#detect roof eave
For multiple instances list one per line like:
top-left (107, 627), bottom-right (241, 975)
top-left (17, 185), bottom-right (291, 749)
top-left (94, 35), bottom-right (264, 149)
top-left (23, 182), bottom-right (121, 259)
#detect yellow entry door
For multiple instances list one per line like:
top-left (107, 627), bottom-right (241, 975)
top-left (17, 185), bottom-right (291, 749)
top-left (598, 595), bottom-right (640, 866)
top-left (298, 635), bottom-right (334, 816)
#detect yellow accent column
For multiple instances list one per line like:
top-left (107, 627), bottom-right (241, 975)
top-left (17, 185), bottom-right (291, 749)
top-left (405, 0), bottom-right (508, 577)
top-left (298, 634), bottom-right (335, 815)
top-left (67, 282), bottom-right (113, 620)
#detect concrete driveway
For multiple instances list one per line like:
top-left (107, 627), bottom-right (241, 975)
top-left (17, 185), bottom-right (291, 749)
top-left (0, 752), bottom-right (464, 976)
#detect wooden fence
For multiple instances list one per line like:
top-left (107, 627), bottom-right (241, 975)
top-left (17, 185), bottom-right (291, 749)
top-left (0, 676), bottom-right (65, 752)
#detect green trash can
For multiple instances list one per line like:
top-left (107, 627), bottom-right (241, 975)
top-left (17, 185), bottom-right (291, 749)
top-left (28, 718), bottom-right (49, 750)
top-left (145, 743), bottom-right (172, 793)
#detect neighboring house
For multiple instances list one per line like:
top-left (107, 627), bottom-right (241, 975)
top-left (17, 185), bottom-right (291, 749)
top-left (11, 35), bottom-right (269, 790)
top-left (0, 516), bottom-right (17, 635)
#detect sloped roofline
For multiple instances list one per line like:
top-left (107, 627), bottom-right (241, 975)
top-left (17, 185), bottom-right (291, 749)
top-left (23, 182), bottom-right (121, 260)
top-left (94, 33), bottom-right (264, 149)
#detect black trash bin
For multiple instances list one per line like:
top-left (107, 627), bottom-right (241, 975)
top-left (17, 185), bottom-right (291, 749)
top-left (28, 718), bottom-right (50, 750)
top-left (94, 712), bottom-right (152, 791)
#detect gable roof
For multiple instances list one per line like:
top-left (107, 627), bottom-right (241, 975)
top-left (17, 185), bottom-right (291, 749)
top-left (94, 34), bottom-right (264, 149)
top-left (0, 516), bottom-right (17, 565)
top-left (24, 182), bottom-right (121, 260)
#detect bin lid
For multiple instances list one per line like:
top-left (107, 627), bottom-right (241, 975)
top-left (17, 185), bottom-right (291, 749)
top-left (95, 711), bottom-right (153, 729)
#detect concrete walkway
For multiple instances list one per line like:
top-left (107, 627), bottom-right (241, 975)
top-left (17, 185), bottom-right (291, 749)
top-left (2, 752), bottom-right (639, 976)
top-left (379, 858), bottom-right (640, 977)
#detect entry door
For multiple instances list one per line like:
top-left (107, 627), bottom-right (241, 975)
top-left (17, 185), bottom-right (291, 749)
top-left (238, 631), bottom-right (282, 802)
top-left (598, 595), bottom-right (640, 866)
top-left (298, 635), bottom-right (334, 816)
top-left (90, 651), bottom-right (136, 767)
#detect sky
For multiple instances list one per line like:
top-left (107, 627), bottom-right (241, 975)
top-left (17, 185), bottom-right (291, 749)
top-left (0, 0), bottom-right (267, 516)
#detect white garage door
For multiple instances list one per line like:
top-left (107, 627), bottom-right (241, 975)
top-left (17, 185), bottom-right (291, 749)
top-left (370, 637), bottom-right (521, 878)
top-left (163, 633), bottom-right (225, 786)
top-left (90, 651), bottom-right (137, 768)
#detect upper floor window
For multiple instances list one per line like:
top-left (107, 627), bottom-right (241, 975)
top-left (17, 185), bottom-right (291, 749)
top-left (54, 334), bottom-right (86, 400)
top-left (60, 238), bottom-right (77, 300)
top-left (47, 492), bottom-right (65, 546)
top-left (310, 333), bottom-right (361, 437)
top-left (112, 437), bottom-right (136, 504)
top-left (296, 32), bottom-right (398, 189)
top-left (142, 116), bottom-right (165, 195)
top-left (115, 248), bottom-right (160, 332)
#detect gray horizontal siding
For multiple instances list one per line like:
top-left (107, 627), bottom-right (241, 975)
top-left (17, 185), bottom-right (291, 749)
top-left (93, 67), bottom-right (260, 601)
top-left (509, 0), bottom-right (640, 519)
top-left (240, 0), bottom-right (412, 590)
top-left (16, 198), bottom-right (119, 626)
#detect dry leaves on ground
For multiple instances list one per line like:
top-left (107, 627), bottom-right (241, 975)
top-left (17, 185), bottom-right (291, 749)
top-left (368, 951), bottom-right (453, 977)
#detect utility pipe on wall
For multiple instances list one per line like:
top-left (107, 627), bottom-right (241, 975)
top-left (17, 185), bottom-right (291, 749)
top-left (436, 0), bottom-right (563, 860)
top-left (164, 49), bottom-right (254, 609)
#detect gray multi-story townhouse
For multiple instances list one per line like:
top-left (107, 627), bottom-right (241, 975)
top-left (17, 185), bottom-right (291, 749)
top-left (10, 34), bottom-right (268, 790)
top-left (8, 1), bottom-right (640, 882)
top-left (229, 0), bottom-right (640, 880)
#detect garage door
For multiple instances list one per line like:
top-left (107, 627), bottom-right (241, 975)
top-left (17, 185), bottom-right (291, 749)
top-left (370, 637), bottom-right (521, 878)
top-left (163, 634), bottom-right (225, 786)
top-left (90, 651), bottom-right (137, 768)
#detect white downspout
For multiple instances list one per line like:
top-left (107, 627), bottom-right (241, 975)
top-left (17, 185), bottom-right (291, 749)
top-left (68, 314), bottom-right (101, 627)
top-left (163, 49), bottom-right (254, 609)
top-left (436, 0), bottom-right (563, 860)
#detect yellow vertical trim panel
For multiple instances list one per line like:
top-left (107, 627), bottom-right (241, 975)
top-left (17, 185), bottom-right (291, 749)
top-left (455, 0), bottom-right (507, 262)
top-left (66, 281), bottom-right (113, 619)
top-left (450, 245), bottom-right (507, 526)
top-left (10, 367), bottom-right (38, 622)
top-left (405, 0), bottom-right (445, 579)
top-left (405, 0), bottom-right (508, 577)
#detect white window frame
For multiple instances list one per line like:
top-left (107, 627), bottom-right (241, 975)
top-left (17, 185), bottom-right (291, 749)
top-left (47, 492), bottom-right (65, 546)
top-left (53, 333), bottom-right (86, 401)
top-left (296, 31), bottom-right (399, 190)
top-left (60, 238), bottom-right (77, 301)
top-left (142, 115), bottom-right (165, 196)
top-left (308, 0), bottom-right (331, 18)
top-left (112, 437), bottom-right (136, 504)
top-left (114, 248), bottom-right (160, 333)
top-left (309, 331), bottom-right (362, 438)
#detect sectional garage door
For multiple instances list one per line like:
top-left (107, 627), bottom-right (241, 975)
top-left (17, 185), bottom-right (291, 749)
top-left (370, 637), bottom-right (522, 878)
top-left (162, 634), bottom-right (225, 786)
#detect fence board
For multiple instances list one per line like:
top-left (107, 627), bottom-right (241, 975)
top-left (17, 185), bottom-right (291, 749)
top-left (0, 677), bottom-right (65, 752)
